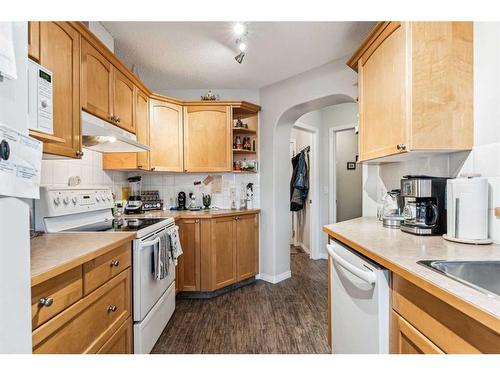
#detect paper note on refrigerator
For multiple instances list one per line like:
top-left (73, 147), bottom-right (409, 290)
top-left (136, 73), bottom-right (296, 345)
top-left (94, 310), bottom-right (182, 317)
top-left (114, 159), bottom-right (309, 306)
top-left (0, 123), bottom-right (42, 199)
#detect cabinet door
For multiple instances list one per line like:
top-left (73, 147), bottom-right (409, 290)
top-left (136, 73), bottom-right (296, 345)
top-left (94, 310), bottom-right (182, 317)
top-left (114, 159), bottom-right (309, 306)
top-left (135, 89), bottom-right (150, 170)
top-left (28, 21), bottom-right (40, 61)
top-left (97, 317), bottom-right (132, 354)
top-left (112, 68), bottom-right (135, 133)
top-left (391, 311), bottom-right (444, 354)
top-left (177, 219), bottom-right (201, 291)
top-left (39, 22), bottom-right (81, 158)
top-left (102, 89), bottom-right (149, 171)
top-left (81, 38), bottom-right (113, 122)
top-left (236, 214), bottom-right (259, 281)
top-left (149, 99), bottom-right (183, 172)
top-left (358, 22), bottom-right (408, 161)
top-left (184, 105), bottom-right (232, 172)
top-left (211, 216), bottom-right (237, 289)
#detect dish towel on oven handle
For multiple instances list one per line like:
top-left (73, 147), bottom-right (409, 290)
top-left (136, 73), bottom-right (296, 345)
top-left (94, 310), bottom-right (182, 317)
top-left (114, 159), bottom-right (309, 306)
top-left (154, 233), bottom-right (170, 280)
top-left (167, 225), bottom-right (183, 266)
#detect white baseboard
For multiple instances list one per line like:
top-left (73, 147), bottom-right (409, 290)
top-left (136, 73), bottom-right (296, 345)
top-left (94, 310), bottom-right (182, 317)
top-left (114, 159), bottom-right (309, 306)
top-left (257, 270), bottom-right (292, 284)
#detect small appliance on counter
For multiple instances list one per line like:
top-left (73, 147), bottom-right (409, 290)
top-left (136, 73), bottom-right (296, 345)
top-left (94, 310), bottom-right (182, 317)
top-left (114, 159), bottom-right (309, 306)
top-left (400, 175), bottom-right (448, 235)
top-left (187, 192), bottom-right (202, 211)
top-left (202, 193), bottom-right (211, 209)
top-left (141, 190), bottom-right (163, 211)
top-left (444, 176), bottom-right (492, 244)
top-left (124, 176), bottom-right (143, 214)
top-left (379, 189), bottom-right (404, 228)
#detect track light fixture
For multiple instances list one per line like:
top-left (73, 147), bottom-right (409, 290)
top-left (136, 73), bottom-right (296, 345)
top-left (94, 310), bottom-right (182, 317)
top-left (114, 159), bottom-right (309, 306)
top-left (233, 22), bottom-right (249, 64)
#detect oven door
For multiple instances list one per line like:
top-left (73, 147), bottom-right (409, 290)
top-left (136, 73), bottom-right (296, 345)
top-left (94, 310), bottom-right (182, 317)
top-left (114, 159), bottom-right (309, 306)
top-left (133, 226), bottom-right (176, 322)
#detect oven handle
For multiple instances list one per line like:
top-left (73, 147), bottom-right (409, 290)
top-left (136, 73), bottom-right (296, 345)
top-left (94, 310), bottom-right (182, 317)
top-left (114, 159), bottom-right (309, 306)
top-left (141, 236), bottom-right (161, 248)
top-left (326, 244), bottom-right (376, 285)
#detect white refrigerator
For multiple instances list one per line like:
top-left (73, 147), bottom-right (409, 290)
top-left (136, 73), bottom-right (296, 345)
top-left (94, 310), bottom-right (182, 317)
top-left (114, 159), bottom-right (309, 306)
top-left (0, 22), bottom-right (32, 353)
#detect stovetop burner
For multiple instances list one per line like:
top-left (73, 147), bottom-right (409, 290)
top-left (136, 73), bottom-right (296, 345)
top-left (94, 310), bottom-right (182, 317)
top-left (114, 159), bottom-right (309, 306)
top-left (62, 218), bottom-right (167, 233)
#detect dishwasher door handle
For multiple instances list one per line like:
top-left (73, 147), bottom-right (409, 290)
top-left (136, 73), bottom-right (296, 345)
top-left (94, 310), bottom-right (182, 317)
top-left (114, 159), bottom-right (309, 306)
top-left (327, 244), bottom-right (377, 285)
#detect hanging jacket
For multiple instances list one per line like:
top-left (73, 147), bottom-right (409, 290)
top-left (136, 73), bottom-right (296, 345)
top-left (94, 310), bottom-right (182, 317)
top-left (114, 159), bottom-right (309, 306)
top-left (290, 150), bottom-right (309, 211)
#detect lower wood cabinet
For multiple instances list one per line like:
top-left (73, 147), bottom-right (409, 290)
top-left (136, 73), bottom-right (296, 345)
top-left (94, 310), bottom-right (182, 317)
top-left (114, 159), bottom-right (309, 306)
top-left (31, 243), bottom-right (133, 354)
top-left (176, 213), bottom-right (259, 293)
top-left (391, 274), bottom-right (500, 354)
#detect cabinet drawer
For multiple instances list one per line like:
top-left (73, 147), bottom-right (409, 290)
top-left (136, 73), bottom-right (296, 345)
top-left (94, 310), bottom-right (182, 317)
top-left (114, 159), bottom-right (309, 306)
top-left (33, 269), bottom-right (131, 354)
top-left (31, 267), bottom-right (83, 329)
top-left (97, 317), bottom-right (132, 354)
top-left (83, 243), bottom-right (131, 295)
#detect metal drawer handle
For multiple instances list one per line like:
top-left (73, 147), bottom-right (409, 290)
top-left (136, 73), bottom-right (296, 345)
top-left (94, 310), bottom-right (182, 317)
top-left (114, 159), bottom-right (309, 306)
top-left (110, 260), bottom-right (120, 267)
top-left (107, 304), bottom-right (117, 313)
top-left (396, 143), bottom-right (407, 151)
top-left (38, 297), bottom-right (54, 307)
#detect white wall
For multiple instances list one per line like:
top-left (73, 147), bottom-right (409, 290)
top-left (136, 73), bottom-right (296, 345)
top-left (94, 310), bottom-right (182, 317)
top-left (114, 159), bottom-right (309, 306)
top-left (0, 22), bottom-right (32, 353)
top-left (155, 88), bottom-right (260, 103)
top-left (259, 57), bottom-right (357, 282)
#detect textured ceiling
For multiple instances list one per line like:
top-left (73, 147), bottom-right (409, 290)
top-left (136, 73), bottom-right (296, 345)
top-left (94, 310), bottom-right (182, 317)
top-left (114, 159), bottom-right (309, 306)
top-left (102, 22), bottom-right (374, 89)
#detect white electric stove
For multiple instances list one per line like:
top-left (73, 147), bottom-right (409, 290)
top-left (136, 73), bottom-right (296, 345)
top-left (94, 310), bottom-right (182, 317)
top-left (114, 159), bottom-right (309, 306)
top-left (34, 185), bottom-right (176, 354)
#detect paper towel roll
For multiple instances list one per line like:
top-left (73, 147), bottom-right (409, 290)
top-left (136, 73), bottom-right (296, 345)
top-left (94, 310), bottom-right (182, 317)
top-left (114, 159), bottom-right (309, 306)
top-left (447, 178), bottom-right (489, 240)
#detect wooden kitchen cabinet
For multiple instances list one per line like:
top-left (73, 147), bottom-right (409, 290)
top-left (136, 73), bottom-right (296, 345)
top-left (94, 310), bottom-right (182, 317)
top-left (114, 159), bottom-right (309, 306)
top-left (149, 97), bottom-right (184, 172)
top-left (391, 311), bottom-right (444, 354)
top-left (183, 105), bottom-right (232, 172)
top-left (210, 216), bottom-right (238, 289)
top-left (97, 317), bottom-right (133, 354)
top-left (81, 38), bottom-right (113, 123)
top-left (236, 214), bottom-right (259, 281)
top-left (103, 89), bottom-right (150, 170)
top-left (348, 22), bottom-right (473, 162)
top-left (39, 22), bottom-right (82, 158)
top-left (112, 68), bottom-right (135, 133)
top-left (28, 21), bottom-right (40, 61)
top-left (177, 219), bottom-right (201, 292)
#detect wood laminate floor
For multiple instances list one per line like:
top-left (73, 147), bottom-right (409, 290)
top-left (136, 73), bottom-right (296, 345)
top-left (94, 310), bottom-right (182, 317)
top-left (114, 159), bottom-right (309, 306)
top-left (151, 252), bottom-right (329, 354)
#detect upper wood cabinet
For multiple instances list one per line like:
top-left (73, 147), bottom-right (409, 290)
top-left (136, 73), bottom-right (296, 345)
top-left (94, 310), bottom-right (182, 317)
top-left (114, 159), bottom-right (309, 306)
top-left (149, 98), bottom-right (184, 172)
top-left (38, 22), bottom-right (82, 159)
top-left (102, 89), bottom-right (150, 171)
top-left (112, 68), bottom-right (135, 133)
top-left (28, 21), bottom-right (40, 61)
top-left (183, 105), bottom-right (232, 172)
top-left (81, 38), bottom-right (136, 134)
top-left (348, 22), bottom-right (473, 163)
top-left (81, 38), bottom-right (113, 122)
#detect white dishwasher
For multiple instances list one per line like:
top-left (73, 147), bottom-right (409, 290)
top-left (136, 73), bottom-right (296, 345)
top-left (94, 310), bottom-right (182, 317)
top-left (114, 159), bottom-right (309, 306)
top-left (327, 241), bottom-right (390, 354)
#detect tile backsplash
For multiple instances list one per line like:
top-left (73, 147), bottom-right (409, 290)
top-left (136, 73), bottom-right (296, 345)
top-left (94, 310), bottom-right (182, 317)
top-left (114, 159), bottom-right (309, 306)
top-left (129, 172), bottom-right (260, 210)
top-left (40, 149), bottom-right (128, 198)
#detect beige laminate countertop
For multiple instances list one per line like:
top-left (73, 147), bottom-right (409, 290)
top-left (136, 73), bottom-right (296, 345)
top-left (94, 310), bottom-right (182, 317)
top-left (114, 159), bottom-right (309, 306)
top-left (31, 232), bottom-right (135, 287)
top-left (323, 217), bottom-right (500, 334)
top-left (124, 208), bottom-right (260, 219)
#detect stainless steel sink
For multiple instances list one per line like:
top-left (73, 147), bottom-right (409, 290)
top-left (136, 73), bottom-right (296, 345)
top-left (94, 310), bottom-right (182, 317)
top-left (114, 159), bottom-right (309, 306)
top-left (417, 260), bottom-right (500, 298)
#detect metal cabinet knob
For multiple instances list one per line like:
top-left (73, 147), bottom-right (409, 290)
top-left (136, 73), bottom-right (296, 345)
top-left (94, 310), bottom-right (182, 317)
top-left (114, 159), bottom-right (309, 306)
top-left (110, 260), bottom-right (120, 267)
top-left (115, 117), bottom-right (120, 123)
top-left (76, 150), bottom-right (84, 157)
top-left (396, 143), bottom-right (407, 151)
top-left (107, 304), bottom-right (117, 313)
top-left (38, 297), bottom-right (54, 307)
top-left (195, 219), bottom-right (200, 223)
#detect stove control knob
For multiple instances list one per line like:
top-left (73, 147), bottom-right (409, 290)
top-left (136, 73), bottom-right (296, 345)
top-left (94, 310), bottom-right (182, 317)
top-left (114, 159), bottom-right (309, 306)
top-left (95, 195), bottom-right (101, 202)
top-left (101, 195), bottom-right (107, 202)
top-left (63, 196), bottom-right (70, 205)
top-left (53, 196), bottom-right (61, 206)
top-left (107, 195), bottom-right (111, 201)
top-left (72, 196), bottom-right (77, 205)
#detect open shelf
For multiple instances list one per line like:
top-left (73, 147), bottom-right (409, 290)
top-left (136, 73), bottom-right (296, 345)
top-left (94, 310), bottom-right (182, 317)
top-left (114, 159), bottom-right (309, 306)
top-left (233, 149), bottom-right (256, 154)
top-left (232, 127), bottom-right (257, 134)
top-left (232, 170), bottom-right (258, 174)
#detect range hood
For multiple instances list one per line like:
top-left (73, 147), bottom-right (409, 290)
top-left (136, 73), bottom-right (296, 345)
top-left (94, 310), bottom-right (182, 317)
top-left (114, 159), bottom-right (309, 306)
top-left (81, 111), bottom-right (150, 153)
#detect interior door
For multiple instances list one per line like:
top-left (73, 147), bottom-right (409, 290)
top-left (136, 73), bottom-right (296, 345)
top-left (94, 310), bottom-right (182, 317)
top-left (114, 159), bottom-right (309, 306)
top-left (149, 99), bottom-right (184, 172)
top-left (236, 214), bottom-right (259, 281)
top-left (39, 22), bottom-right (81, 158)
top-left (81, 38), bottom-right (113, 122)
top-left (112, 68), bottom-right (135, 133)
top-left (184, 105), bottom-right (232, 172)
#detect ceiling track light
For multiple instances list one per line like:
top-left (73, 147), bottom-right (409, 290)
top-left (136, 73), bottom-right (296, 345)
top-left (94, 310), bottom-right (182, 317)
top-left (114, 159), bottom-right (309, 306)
top-left (233, 22), bottom-right (247, 37)
top-left (233, 22), bottom-right (249, 64)
top-left (235, 51), bottom-right (245, 64)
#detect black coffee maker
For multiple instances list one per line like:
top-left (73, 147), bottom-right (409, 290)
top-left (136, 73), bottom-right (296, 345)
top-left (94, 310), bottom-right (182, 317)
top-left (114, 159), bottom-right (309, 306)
top-left (400, 175), bottom-right (448, 235)
top-left (177, 191), bottom-right (186, 210)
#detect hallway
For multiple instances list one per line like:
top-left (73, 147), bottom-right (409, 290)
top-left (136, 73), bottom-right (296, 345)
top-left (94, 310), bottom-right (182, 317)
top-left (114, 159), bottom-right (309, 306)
top-left (152, 253), bottom-right (329, 354)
